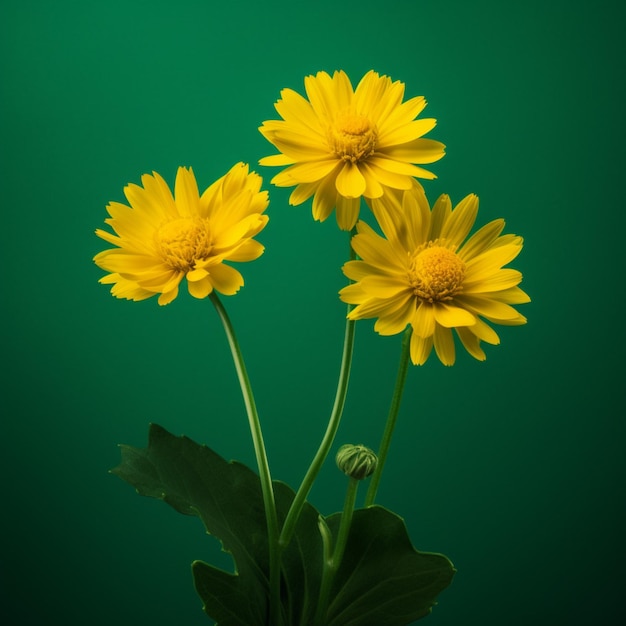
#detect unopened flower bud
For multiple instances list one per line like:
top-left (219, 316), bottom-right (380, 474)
top-left (336, 444), bottom-right (377, 480)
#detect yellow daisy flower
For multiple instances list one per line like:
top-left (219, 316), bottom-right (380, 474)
top-left (339, 186), bottom-right (530, 365)
top-left (94, 163), bottom-right (269, 306)
top-left (259, 70), bottom-right (445, 230)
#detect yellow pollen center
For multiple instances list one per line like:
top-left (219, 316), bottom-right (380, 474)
top-left (155, 217), bottom-right (212, 271)
top-left (409, 243), bottom-right (466, 303)
top-left (328, 112), bottom-right (378, 163)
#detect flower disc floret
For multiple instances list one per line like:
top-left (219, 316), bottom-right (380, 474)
top-left (339, 187), bottom-right (530, 366)
top-left (259, 70), bottom-right (445, 230)
top-left (329, 112), bottom-right (378, 163)
top-left (409, 242), bottom-right (465, 303)
top-left (155, 217), bottom-right (213, 272)
top-left (94, 164), bottom-right (269, 306)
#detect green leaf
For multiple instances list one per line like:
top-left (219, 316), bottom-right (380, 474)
top-left (325, 507), bottom-right (455, 625)
top-left (111, 423), bottom-right (269, 625)
top-left (193, 480), bottom-right (324, 626)
top-left (111, 424), bottom-right (455, 626)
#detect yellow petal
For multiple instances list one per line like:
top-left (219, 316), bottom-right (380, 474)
top-left (335, 162), bottom-right (366, 198)
top-left (459, 219), bottom-right (505, 261)
top-left (429, 194), bottom-right (452, 240)
top-left (93, 250), bottom-right (160, 274)
top-left (382, 138), bottom-right (445, 164)
top-left (492, 313), bottom-right (528, 326)
top-left (261, 131), bottom-right (330, 162)
top-left (289, 182), bottom-right (318, 205)
top-left (464, 244), bottom-right (523, 279)
top-left (456, 295), bottom-right (523, 321)
top-left (226, 239), bottom-right (265, 262)
top-left (143, 171), bottom-right (179, 217)
top-left (174, 167), bottom-right (200, 217)
top-left (361, 275), bottom-right (410, 298)
top-left (187, 268), bottom-right (209, 282)
top-left (350, 223), bottom-right (406, 269)
top-left (493, 286), bottom-right (531, 304)
top-left (367, 156), bottom-right (429, 177)
top-left (433, 325), bottom-right (455, 366)
top-left (124, 174), bottom-right (176, 223)
top-left (348, 294), bottom-right (407, 320)
top-left (433, 303), bottom-right (476, 328)
top-left (100, 273), bottom-right (155, 301)
top-left (341, 259), bottom-right (388, 281)
top-left (272, 160), bottom-right (339, 186)
top-left (410, 332), bottom-right (433, 365)
top-left (259, 153), bottom-right (295, 166)
top-left (467, 318), bottom-right (500, 345)
top-left (304, 70), bottom-right (348, 121)
top-left (378, 94), bottom-right (426, 131)
top-left (440, 194), bottom-right (479, 247)
top-left (209, 263), bottom-right (244, 295)
top-left (273, 87), bottom-right (324, 133)
top-left (373, 295), bottom-right (414, 335)
top-left (339, 282), bottom-right (368, 305)
top-left (158, 286), bottom-right (179, 306)
top-left (312, 173), bottom-right (339, 222)
top-left (95, 228), bottom-right (122, 248)
top-left (187, 275), bottom-right (213, 299)
top-left (360, 163), bottom-right (385, 198)
top-left (368, 190), bottom-right (404, 239)
top-left (361, 161), bottom-right (415, 190)
top-left (331, 69), bottom-right (355, 111)
top-left (411, 303), bottom-right (436, 338)
top-left (212, 214), bottom-right (263, 251)
top-left (379, 118), bottom-right (438, 146)
top-left (399, 184), bottom-right (431, 251)
top-left (456, 327), bottom-right (487, 361)
top-left (335, 195), bottom-right (361, 230)
top-left (140, 269), bottom-right (183, 294)
top-left (355, 72), bottom-right (400, 119)
top-left (463, 268), bottom-right (523, 293)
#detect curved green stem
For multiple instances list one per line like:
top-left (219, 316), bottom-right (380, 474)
top-left (278, 233), bottom-right (357, 550)
top-left (279, 311), bottom-right (355, 548)
top-left (315, 477), bottom-right (359, 625)
top-left (209, 292), bottom-right (281, 626)
top-left (365, 326), bottom-right (413, 507)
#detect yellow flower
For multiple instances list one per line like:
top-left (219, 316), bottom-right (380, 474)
top-left (94, 163), bottom-right (269, 305)
top-left (339, 186), bottom-right (530, 365)
top-left (259, 70), bottom-right (445, 230)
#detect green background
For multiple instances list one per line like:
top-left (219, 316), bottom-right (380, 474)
top-left (1, 0), bottom-right (624, 624)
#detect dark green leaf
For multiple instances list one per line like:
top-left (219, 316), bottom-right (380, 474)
top-left (111, 423), bottom-right (269, 625)
top-left (325, 506), bottom-right (456, 626)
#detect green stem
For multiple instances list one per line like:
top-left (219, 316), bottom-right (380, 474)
top-left (278, 233), bottom-right (357, 550)
top-left (365, 326), bottom-right (413, 507)
top-left (209, 292), bottom-right (281, 626)
top-left (279, 312), bottom-right (356, 549)
top-left (315, 477), bottom-right (359, 625)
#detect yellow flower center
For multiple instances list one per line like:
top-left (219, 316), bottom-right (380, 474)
top-left (409, 243), bottom-right (466, 303)
top-left (328, 111), bottom-right (378, 163)
top-left (155, 218), bottom-right (212, 271)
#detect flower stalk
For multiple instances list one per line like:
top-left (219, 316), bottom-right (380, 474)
top-left (365, 326), bottom-right (413, 507)
top-left (279, 310), bottom-right (355, 550)
top-left (209, 292), bottom-right (281, 626)
top-left (314, 476), bottom-right (360, 625)
top-left (278, 232), bottom-right (357, 550)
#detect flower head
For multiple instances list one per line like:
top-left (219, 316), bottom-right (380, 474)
top-left (339, 186), bottom-right (530, 365)
top-left (259, 70), bottom-right (445, 230)
top-left (95, 164), bottom-right (269, 305)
